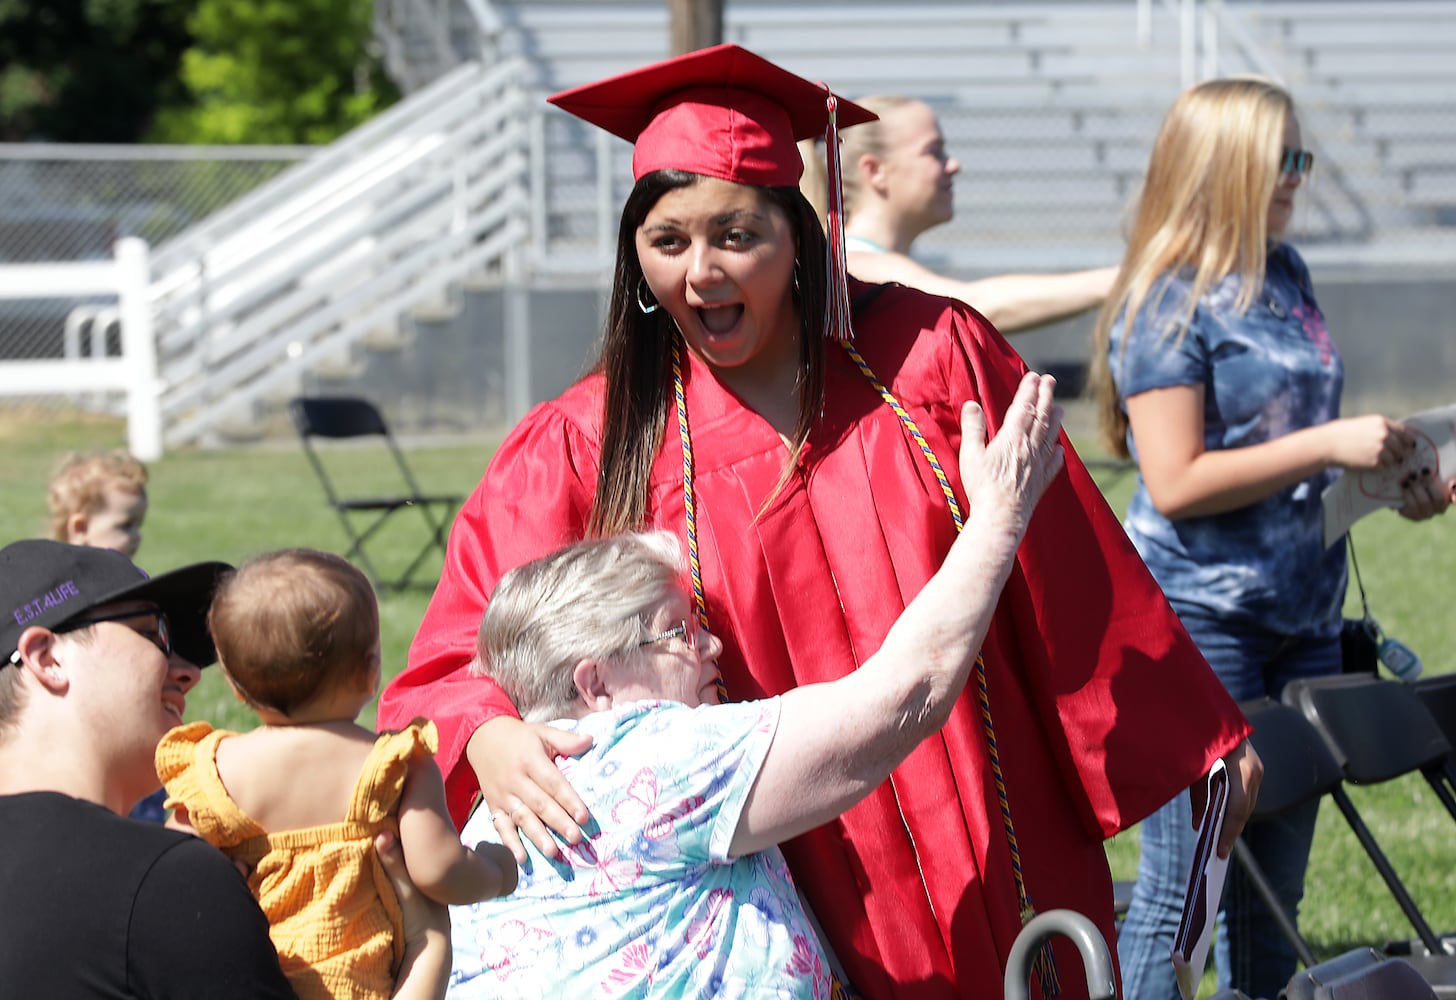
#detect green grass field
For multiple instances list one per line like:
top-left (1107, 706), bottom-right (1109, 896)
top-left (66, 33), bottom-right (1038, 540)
top-left (4, 403), bottom-right (1453, 995)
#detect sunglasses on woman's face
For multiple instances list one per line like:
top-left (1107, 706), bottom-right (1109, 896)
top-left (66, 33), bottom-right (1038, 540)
top-left (1280, 147), bottom-right (1314, 176)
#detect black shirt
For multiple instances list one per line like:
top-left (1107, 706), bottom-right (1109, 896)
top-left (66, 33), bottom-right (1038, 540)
top-left (0, 791), bottom-right (296, 999)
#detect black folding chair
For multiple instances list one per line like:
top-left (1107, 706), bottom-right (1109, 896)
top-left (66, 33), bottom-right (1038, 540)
top-left (1233, 697), bottom-right (1348, 971)
top-left (1410, 674), bottom-right (1456, 794)
top-left (1231, 696), bottom-right (1456, 998)
top-left (1282, 675), bottom-right (1456, 996)
top-left (288, 396), bottom-right (461, 590)
top-left (1284, 674), bottom-right (1456, 829)
top-left (1282, 947), bottom-right (1438, 1000)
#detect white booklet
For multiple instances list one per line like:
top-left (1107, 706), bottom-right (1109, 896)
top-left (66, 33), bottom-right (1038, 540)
top-left (1321, 403), bottom-right (1456, 549)
top-left (1172, 758), bottom-right (1231, 1000)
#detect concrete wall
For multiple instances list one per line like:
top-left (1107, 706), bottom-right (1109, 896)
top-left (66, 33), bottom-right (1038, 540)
top-left (1013, 273), bottom-right (1456, 417)
top-left (328, 268), bottom-right (1452, 439)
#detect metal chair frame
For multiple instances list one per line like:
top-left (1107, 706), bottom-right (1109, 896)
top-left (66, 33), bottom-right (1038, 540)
top-left (1283, 675), bottom-right (1456, 958)
top-left (288, 396), bottom-right (461, 590)
top-left (1232, 697), bottom-right (1347, 971)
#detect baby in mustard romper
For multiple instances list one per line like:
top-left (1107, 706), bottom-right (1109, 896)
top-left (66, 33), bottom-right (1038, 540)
top-left (157, 549), bottom-right (516, 1000)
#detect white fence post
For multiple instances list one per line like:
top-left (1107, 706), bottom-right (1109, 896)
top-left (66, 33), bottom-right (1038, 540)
top-left (115, 238), bottom-right (162, 461)
top-left (1180, 0), bottom-right (1198, 88)
top-left (1202, 0), bottom-right (1221, 80)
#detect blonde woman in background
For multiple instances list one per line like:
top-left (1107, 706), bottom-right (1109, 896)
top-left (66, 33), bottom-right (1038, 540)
top-left (800, 96), bottom-right (1117, 333)
top-left (1091, 77), bottom-right (1454, 999)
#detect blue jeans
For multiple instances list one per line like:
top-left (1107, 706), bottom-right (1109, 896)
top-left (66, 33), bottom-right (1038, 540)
top-left (1117, 610), bottom-right (1341, 1000)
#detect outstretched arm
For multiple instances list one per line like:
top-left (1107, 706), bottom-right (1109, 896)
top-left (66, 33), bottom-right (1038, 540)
top-left (847, 250), bottom-right (1117, 333)
top-left (396, 757), bottom-right (519, 905)
top-left (729, 372), bottom-right (1065, 856)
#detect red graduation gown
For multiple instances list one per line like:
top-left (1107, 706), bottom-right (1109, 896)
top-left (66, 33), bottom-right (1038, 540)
top-left (380, 284), bottom-right (1249, 999)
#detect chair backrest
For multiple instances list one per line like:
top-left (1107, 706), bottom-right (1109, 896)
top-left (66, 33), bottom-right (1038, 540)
top-left (1283, 675), bottom-right (1452, 785)
top-left (1411, 674), bottom-right (1456, 762)
top-left (1239, 697), bottom-right (1346, 819)
top-left (1281, 947), bottom-right (1387, 999)
top-left (1313, 958), bottom-right (1438, 1000)
top-left (289, 394), bottom-right (431, 499)
top-left (289, 396), bottom-right (390, 440)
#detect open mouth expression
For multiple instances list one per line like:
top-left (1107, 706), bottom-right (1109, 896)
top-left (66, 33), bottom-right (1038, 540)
top-left (635, 176), bottom-right (799, 377)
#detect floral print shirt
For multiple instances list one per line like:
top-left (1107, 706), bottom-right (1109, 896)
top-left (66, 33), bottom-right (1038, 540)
top-left (1108, 242), bottom-right (1347, 636)
top-left (447, 698), bottom-right (830, 999)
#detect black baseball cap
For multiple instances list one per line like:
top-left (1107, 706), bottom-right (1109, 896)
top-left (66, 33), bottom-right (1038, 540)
top-left (1, 539), bottom-right (232, 668)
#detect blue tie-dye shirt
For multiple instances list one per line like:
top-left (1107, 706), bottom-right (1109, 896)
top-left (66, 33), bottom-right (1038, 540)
top-left (447, 698), bottom-right (831, 999)
top-left (1107, 242), bottom-right (1346, 637)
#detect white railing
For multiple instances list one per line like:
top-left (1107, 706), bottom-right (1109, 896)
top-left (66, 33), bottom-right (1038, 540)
top-left (1137, 0), bottom-right (1221, 86)
top-left (374, 0), bottom-right (502, 89)
top-left (153, 57), bottom-right (532, 446)
top-left (1211, 3), bottom-right (1376, 240)
top-left (0, 238), bottom-right (162, 458)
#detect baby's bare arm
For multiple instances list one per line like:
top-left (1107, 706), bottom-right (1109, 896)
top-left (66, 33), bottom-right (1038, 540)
top-left (398, 758), bottom-right (519, 904)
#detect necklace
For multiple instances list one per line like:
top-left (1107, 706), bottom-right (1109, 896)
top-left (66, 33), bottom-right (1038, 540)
top-left (843, 234), bottom-right (887, 255)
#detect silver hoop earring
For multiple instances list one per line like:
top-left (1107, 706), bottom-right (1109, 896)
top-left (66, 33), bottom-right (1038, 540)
top-left (636, 277), bottom-right (659, 315)
top-left (793, 261), bottom-right (802, 295)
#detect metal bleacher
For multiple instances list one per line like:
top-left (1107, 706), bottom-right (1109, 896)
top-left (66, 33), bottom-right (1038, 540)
top-left (434, 0), bottom-right (1456, 274)
top-left (104, 0), bottom-right (1454, 446)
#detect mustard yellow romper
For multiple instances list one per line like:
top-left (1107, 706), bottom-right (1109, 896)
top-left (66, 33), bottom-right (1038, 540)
top-left (155, 719), bottom-right (438, 1000)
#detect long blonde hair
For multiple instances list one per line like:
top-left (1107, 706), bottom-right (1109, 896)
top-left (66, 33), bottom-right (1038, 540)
top-left (798, 95), bottom-right (919, 227)
top-left (1090, 77), bottom-right (1295, 457)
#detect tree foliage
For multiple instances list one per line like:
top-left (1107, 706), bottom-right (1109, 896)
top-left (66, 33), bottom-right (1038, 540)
top-left (149, 0), bottom-right (398, 145)
top-left (0, 0), bottom-right (398, 144)
top-left (0, 0), bottom-right (193, 141)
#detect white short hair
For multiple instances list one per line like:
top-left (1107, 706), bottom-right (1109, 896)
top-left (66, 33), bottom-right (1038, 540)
top-left (474, 531), bottom-right (683, 721)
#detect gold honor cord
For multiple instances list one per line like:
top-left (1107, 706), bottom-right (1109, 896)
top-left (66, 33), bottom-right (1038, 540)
top-left (670, 334), bottom-right (1057, 997)
top-left (838, 338), bottom-right (1058, 997)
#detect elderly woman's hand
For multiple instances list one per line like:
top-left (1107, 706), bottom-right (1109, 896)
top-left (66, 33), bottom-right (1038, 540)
top-left (958, 372), bottom-right (1065, 527)
top-left (466, 716), bottom-right (593, 864)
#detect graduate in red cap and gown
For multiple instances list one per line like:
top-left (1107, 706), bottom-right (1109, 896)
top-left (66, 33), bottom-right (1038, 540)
top-left (380, 45), bottom-right (1259, 1000)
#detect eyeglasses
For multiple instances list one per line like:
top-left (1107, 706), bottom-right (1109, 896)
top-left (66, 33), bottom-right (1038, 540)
top-left (637, 620), bottom-right (698, 653)
top-left (59, 609), bottom-right (172, 658)
top-left (8, 609), bottom-right (172, 667)
top-left (1280, 147), bottom-right (1314, 176)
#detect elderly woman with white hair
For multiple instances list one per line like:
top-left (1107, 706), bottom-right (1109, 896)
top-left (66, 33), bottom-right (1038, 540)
top-left (446, 373), bottom-right (1064, 999)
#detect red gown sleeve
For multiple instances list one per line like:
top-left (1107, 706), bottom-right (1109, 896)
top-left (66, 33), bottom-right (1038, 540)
top-left (377, 396), bottom-right (599, 824)
top-left (938, 300), bottom-right (1250, 837)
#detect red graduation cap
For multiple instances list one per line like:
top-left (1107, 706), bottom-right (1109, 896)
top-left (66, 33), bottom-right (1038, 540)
top-left (548, 43), bottom-right (876, 186)
top-left (548, 44), bottom-right (877, 339)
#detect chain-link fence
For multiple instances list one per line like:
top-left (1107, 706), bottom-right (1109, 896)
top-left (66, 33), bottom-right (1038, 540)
top-left (0, 145), bottom-right (310, 374)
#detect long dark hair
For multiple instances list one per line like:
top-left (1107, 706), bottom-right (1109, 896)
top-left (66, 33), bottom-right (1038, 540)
top-left (587, 170), bottom-right (829, 537)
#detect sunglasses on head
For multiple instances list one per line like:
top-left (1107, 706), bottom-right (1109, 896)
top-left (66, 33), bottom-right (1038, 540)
top-left (1280, 147), bottom-right (1314, 176)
